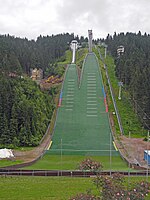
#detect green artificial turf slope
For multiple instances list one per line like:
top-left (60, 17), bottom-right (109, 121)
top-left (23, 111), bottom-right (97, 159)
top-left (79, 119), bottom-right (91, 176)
top-left (49, 53), bottom-right (117, 156)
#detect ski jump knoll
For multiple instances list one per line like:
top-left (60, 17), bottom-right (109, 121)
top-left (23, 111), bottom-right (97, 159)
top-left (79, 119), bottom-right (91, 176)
top-left (48, 52), bottom-right (118, 156)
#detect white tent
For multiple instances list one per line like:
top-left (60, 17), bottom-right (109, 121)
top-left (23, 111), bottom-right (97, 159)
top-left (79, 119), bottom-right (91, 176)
top-left (0, 148), bottom-right (14, 159)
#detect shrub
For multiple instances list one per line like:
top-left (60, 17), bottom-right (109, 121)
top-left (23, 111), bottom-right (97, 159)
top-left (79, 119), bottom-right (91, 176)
top-left (78, 158), bottom-right (103, 172)
top-left (93, 173), bottom-right (150, 200)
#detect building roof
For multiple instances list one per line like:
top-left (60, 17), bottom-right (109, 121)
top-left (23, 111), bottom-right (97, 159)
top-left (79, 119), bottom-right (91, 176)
top-left (144, 150), bottom-right (150, 155)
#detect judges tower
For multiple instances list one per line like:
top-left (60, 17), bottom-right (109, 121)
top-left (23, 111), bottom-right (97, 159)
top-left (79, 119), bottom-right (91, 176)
top-left (88, 30), bottom-right (93, 52)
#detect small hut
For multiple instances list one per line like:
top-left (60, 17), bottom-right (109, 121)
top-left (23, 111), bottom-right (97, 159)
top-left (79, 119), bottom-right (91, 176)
top-left (144, 150), bottom-right (150, 165)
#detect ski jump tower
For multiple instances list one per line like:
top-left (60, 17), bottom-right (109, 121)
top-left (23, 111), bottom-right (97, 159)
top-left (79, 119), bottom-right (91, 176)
top-left (88, 30), bottom-right (93, 52)
top-left (70, 40), bottom-right (78, 63)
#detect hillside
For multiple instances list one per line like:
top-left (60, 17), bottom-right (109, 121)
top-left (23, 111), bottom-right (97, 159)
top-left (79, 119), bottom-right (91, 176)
top-left (0, 33), bottom-right (88, 149)
top-left (104, 32), bottom-right (150, 130)
top-left (0, 34), bottom-right (88, 75)
top-left (0, 33), bottom-right (74, 74)
top-left (0, 74), bottom-right (54, 148)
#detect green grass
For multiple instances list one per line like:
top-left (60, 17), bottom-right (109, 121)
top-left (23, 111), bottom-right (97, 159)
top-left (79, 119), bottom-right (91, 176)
top-left (0, 176), bottom-right (150, 200)
top-left (0, 159), bottom-right (22, 168)
top-left (124, 177), bottom-right (150, 200)
top-left (104, 51), bottom-right (144, 137)
top-left (0, 176), bottom-right (98, 200)
top-left (24, 154), bottom-right (129, 171)
top-left (57, 50), bottom-right (72, 65)
top-left (76, 48), bottom-right (88, 68)
top-left (94, 46), bottom-right (146, 137)
top-left (14, 147), bottom-right (34, 151)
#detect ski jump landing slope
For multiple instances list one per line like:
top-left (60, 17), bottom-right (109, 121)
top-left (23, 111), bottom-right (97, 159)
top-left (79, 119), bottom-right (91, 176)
top-left (49, 53), bottom-right (118, 156)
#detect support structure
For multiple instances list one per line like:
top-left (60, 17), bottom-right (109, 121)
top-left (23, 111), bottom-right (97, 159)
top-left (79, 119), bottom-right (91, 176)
top-left (70, 40), bottom-right (78, 63)
top-left (118, 81), bottom-right (123, 100)
top-left (88, 30), bottom-right (93, 52)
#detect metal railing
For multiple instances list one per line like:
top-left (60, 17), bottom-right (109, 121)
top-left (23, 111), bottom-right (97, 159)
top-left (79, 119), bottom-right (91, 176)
top-left (0, 169), bottom-right (149, 177)
top-left (97, 47), bottom-right (124, 135)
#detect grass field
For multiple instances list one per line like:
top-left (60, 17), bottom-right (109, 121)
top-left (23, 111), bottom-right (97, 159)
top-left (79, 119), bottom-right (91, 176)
top-left (25, 154), bottom-right (129, 170)
top-left (96, 46), bottom-right (146, 137)
top-left (76, 48), bottom-right (88, 68)
top-left (0, 159), bottom-right (22, 168)
top-left (0, 176), bottom-right (150, 200)
top-left (0, 176), bottom-right (98, 200)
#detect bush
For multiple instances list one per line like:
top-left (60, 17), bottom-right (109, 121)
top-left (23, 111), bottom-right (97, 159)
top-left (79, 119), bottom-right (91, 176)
top-left (71, 170), bottom-right (150, 200)
top-left (78, 158), bottom-right (103, 172)
top-left (93, 173), bottom-right (150, 200)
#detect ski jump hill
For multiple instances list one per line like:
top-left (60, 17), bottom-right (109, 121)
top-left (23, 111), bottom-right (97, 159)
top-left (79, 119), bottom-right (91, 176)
top-left (48, 53), bottom-right (118, 156)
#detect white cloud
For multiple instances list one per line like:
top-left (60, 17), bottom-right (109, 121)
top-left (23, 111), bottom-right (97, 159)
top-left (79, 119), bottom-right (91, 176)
top-left (0, 0), bottom-right (150, 39)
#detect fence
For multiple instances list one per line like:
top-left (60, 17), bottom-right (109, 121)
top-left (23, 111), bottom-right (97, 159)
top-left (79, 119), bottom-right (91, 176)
top-left (0, 169), bottom-right (149, 177)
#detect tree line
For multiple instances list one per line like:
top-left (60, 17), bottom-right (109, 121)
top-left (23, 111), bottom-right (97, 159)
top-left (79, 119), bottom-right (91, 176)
top-left (104, 32), bottom-right (150, 129)
top-left (0, 33), bottom-right (74, 75)
top-left (0, 33), bottom-right (88, 75)
top-left (0, 74), bottom-right (55, 147)
top-left (0, 33), bottom-right (88, 147)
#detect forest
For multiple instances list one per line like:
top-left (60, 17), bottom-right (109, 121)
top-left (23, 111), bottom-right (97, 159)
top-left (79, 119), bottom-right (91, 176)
top-left (0, 33), bottom-right (74, 74)
top-left (0, 33), bottom-right (88, 147)
top-left (104, 32), bottom-right (150, 129)
top-left (0, 33), bottom-right (88, 75)
top-left (1, 31), bottom-right (150, 147)
top-left (0, 75), bottom-right (54, 147)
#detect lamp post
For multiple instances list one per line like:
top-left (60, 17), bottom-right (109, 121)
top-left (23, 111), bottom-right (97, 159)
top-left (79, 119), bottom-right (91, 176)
top-left (128, 130), bottom-right (131, 187)
top-left (105, 46), bottom-right (107, 58)
top-left (103, 44), bottom-right (108, 58)
top-left (126, 120), bottom-right (131, 188)
top-left (61, 138), bottom-right (62, 176)
top-left (110, 131), bottom-right (112, 177)
top-left (146, 130), bottom-right (149, 181)
top-left (118, 82), bottom-right (123, 100)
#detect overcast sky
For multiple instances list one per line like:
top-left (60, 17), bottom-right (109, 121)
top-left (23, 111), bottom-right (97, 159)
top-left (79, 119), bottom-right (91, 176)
top-left (0, 0), bottom-right (150, 40)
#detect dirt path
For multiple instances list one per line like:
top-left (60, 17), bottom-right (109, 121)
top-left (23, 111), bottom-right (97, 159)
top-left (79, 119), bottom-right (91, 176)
top-left (117, 135), bottom-right (150, 168)
top-left (13, 128), bottom-right (51, 163)
top-left (12, 81), bottom-right (60, 165)
top-left (13, 128), bottom-right (150, 169)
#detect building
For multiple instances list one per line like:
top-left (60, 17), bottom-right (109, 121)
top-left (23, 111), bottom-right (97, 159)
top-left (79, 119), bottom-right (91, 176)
top-left (144, 150), bottom-right (150, 165)
top-left (117, 45), bottom-right (124, 57)
top-left (31, 68), bottom-right (43, 81)
top-left (88, 30), bottom-right (93, 53)
top-left (70, 40), bottom-right (78, 63)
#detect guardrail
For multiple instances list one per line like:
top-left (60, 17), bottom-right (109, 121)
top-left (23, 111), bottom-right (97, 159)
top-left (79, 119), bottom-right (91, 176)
top-left (96, 47), bottom-right (124, 135)
top-left (0, 169), bottom-right (149, 177)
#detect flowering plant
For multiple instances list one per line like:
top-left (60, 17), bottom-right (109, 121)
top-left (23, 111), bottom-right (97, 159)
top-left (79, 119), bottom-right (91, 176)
top-left (78, 158), bottom-right (103, 172)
